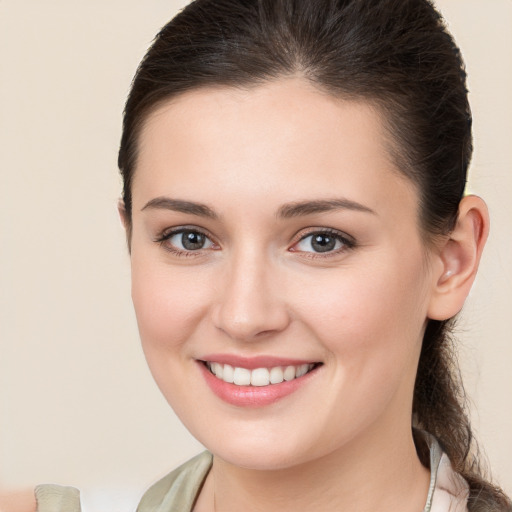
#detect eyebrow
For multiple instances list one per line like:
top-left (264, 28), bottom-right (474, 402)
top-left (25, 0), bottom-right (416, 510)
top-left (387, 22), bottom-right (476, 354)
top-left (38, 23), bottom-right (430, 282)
top-left (141, 197), bottom-right (218, 219)
top-left (277, 198), bottom-right (376, 218)
top-left (141, 196), bottom-right (376, 220)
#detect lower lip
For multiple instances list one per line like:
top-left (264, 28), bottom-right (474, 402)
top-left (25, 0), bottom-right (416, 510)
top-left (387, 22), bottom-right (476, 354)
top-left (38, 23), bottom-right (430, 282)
top-left (198, 362), bottom-right (319, 407)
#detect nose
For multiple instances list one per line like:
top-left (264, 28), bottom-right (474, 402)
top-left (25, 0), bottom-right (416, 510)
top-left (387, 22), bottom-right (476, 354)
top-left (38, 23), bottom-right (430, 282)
top-left (211, 250), bottom-right (291, 341)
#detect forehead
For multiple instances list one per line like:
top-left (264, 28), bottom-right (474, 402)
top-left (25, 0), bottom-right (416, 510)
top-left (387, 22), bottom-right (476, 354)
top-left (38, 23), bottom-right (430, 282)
top-left (133, 78), bottom-right (417, 219)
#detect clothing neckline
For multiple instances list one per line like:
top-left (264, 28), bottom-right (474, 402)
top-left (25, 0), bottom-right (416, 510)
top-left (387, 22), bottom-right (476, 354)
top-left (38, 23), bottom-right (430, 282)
top-left (135, 430), bottom-right (469, 512)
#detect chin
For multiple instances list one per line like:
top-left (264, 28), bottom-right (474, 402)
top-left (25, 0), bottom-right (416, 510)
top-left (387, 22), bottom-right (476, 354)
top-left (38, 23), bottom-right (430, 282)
top-left (212, 444), bottom-right (307, 471)
top-left (191, 424), bottom-right (321, 471)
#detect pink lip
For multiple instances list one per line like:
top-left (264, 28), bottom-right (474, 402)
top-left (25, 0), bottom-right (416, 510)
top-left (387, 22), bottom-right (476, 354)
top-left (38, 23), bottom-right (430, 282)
top-left (199, 353), bottom-right (316, 370)
top-left (197, 359), bottom-right (320, 408)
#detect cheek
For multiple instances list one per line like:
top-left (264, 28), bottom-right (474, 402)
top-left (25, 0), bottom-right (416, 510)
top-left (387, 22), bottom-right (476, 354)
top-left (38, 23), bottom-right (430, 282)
top-left (293, 251), bottom-right (429, 365)
top-left (130, 251), bottom-right (211, 355)
top-left (129, 252), bottom-right (216, 411)
top-left (288, 253), bottom-right (429, 440)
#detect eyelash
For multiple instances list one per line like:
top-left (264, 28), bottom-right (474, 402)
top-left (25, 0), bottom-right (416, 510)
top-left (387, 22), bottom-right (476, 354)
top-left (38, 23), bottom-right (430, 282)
top-left (290, 228), bottom-right (356, 258)
top-left (154, 227), bottom-right (356, 259)
top-left (154, 226), bottom-right (218, 257)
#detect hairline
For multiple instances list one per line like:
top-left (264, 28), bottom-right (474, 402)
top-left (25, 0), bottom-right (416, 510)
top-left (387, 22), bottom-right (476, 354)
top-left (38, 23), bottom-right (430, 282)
top-left (121, 75), bottom-right (433, 248)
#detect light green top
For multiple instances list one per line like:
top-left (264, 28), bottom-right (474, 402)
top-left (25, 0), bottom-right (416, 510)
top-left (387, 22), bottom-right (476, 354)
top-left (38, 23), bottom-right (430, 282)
top-left (34, 485), bottom-right (81, 512)
top-left (35, 433), bottom-right (468, 512)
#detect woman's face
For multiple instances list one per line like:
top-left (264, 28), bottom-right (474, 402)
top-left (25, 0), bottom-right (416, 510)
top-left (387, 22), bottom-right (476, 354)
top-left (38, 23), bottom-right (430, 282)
top-left (129, 79), bottom-right (436, 470)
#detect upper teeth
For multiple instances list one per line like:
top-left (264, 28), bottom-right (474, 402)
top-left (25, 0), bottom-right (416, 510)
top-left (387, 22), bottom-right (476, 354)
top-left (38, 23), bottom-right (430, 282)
top-left (206, 362), bottom-right (315, 387)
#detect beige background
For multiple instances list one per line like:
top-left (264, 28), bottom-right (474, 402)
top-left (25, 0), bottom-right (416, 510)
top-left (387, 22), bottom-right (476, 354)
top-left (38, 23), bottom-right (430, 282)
top-left (0, 0), bottom-right (510, 508)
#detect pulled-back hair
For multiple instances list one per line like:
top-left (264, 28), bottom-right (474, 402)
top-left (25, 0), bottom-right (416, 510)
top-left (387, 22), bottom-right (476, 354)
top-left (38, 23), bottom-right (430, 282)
top-left (118, 1), bottom-right (511, 509)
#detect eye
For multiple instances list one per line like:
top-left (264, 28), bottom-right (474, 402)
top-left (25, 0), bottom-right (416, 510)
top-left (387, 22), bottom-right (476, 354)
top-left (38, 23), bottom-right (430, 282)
top-left (171, 230), bottom-right (212, 250)
top-left (156, 228), bottom-right (216, 254)
top-left (291, 229), bottom-right (354, 254)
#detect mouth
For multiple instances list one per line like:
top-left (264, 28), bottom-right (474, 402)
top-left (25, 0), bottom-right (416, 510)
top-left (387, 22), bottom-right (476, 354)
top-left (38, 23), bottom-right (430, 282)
top-left (203, 361), bottom-right (319, 387)
top-left (197, 357), bottom-right (322, 407)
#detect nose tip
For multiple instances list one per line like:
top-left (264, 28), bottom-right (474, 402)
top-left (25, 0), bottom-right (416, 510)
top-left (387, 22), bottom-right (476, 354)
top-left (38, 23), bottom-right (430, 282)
top-left (214, 309), bottom-right (289, 341)
top-left (211, 262), bottom-right (290, 341)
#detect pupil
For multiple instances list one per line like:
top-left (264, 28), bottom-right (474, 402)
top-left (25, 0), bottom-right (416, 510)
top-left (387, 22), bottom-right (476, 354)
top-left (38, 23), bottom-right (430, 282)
top-left (311, 234), bottom-right (335, 253)
top-left (182, 231), bottom-right (205, 250)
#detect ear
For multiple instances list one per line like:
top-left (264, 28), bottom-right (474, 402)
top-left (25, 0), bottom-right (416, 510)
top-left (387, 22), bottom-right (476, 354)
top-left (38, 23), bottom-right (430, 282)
top-left (117, 198), bottom-right (129, 230)
top-left (427, 195), bottom-right (489, 321)
top-left (117, 199), bottom-right (132, 251)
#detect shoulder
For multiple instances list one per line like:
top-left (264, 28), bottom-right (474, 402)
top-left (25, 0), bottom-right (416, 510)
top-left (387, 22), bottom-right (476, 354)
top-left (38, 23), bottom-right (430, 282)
top-left (0, 490), bottom-right (36, 512)
top-left (137, 451), bottom-right (212, 512)
top-left (0, 485), bottom-right (81, 512)
top-left (34, 485), bottom-right (81, 512)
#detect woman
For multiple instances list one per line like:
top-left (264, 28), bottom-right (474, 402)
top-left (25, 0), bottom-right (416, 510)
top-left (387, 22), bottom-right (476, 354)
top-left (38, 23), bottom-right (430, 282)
top-left (10, 0), bottom-right (511, 510)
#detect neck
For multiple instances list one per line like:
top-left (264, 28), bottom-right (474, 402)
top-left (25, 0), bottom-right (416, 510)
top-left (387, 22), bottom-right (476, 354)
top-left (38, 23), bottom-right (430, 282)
top-left (205, 422), bottom-right (430, 512)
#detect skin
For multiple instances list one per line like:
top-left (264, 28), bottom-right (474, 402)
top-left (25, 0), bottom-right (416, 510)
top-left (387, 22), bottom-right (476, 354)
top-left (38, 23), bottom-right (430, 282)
top-left (0, 491), bottom-right (36, 512)
top-left (124, 78), bottom-right (488, 512)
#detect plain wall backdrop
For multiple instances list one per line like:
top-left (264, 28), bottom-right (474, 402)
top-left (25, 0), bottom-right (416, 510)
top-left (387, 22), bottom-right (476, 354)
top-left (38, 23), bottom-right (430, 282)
top-left (1, 1), bottom-right (511, 509)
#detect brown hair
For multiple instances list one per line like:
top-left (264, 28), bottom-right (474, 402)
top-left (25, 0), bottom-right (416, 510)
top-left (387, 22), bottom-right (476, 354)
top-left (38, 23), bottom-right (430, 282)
top-left (118, 1), bottom-right (511, 509)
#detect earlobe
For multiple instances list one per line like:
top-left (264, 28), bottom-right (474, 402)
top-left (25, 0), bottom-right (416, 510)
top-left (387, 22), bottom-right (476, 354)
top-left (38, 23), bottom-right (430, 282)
top-left (427, 195), bottom-right (489, 321)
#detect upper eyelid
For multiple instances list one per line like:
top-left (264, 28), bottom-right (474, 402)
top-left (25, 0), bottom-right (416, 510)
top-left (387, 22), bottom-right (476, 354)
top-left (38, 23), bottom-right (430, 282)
top-left (154, 225), bottom-right (355, 251)
top-left (155, 227), bottom-right (217, 256)
top-left (293, 227), bottom-right (355, 243)
top-left (289, 229), bottom-right (357, 258)
top-left (156, 225), bottom-right (214, 241)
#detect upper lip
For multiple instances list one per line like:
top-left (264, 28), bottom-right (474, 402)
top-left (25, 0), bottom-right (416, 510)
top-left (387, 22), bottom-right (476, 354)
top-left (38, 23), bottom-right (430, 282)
top-left (198, 354), bottom-right (320, 370)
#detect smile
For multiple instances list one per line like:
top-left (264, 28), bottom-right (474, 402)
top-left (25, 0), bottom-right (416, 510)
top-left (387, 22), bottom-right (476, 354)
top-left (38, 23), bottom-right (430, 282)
top-left (198, 357), bottom-right (322, 407)
top-left (205, 361), bottom-right (317, 387)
